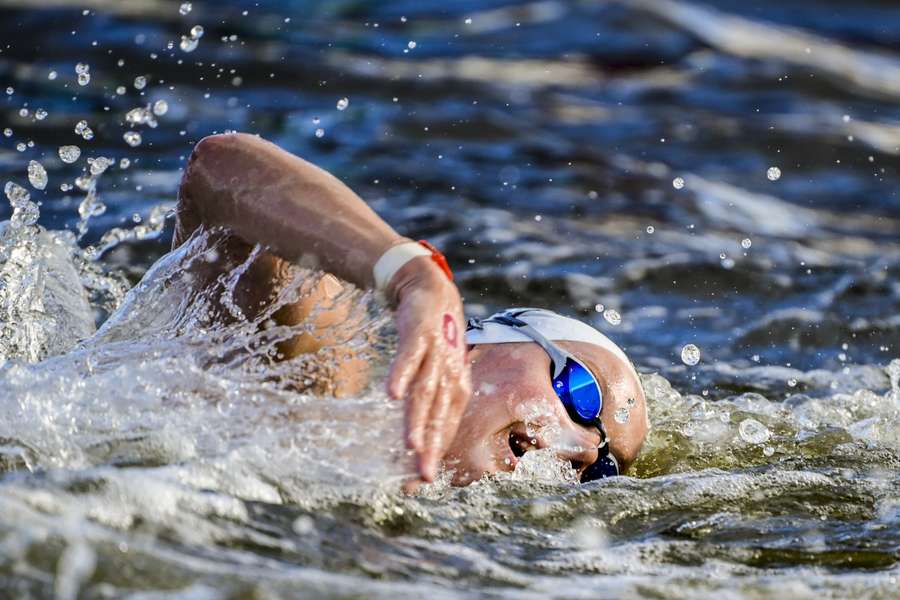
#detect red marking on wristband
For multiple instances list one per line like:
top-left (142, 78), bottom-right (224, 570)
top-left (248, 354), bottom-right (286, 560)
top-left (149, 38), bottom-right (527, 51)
top-left (417, 240), bottom-right (453, 282)
top-left (442, 313), bottom-right (458, 348)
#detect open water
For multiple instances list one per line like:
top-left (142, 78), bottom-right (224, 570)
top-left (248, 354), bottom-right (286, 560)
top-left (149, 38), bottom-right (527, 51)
top-left (0, 1), bottom-right (898, 598)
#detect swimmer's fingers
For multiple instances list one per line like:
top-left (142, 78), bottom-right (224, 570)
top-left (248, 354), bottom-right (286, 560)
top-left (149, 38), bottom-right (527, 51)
top-left (421, 374), bottom-right (454, 479)
top-left (442, 371), bottom-right (472, 457)
top-left (386, 327), bottom-right (427, 401)
top-left (421, 343), bottom-right (472, 478)
top-left (405, 347), bottom-right (442, 479)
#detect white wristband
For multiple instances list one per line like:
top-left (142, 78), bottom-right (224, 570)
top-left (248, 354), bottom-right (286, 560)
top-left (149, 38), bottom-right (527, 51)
top-left (373, 242), bottom-right (432, 291)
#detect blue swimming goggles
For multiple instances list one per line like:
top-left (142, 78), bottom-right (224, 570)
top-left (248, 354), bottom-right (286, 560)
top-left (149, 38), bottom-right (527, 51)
top-left (466, 310), bottom-right (620, 482)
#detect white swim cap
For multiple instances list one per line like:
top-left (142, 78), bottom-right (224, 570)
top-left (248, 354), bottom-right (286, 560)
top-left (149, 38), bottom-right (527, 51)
top-left (465, 308), bottom-right (639, 382)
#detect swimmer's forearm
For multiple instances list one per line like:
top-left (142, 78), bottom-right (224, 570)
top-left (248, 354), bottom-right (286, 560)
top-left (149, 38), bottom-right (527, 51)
top-left (178, 133), bottom-right (402, 288)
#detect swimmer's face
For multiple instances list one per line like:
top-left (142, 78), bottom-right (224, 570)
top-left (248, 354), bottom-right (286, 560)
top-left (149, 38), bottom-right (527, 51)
top-left (442, 341), bottom-right (647, 486)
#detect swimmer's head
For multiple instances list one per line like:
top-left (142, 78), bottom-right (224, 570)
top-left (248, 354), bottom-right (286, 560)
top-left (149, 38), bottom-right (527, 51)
top-left (443, 308), bottom-right (647, 486)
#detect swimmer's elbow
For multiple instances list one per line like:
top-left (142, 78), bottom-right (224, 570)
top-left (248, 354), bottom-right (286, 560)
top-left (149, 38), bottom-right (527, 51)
top-left (189, 132), bottom-right (257, 175)
top-left (181, 132), bottom-right (265, 227)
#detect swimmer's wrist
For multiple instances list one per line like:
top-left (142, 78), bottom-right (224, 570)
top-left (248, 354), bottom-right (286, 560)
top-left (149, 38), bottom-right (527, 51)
top-left (375, 239), bottom-right (454, 305)
top-left (385, 255), bottom-right (448, 307)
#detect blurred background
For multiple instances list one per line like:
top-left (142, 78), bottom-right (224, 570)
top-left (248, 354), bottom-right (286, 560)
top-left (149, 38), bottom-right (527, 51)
top-left (1, 0), bottom-right (898, 391)
top-left (1, 2), bottom-right (899, 598)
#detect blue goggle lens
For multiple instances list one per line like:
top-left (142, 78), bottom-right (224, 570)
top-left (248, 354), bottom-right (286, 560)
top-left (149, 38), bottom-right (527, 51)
top-left (551, 358), bottom-right (619, 482)
top-left (552, 359), bottom-right (602, 424)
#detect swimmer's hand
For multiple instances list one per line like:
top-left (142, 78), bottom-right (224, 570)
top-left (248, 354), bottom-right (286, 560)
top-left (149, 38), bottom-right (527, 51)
top-left (385, 256), bottom-right (471, 484)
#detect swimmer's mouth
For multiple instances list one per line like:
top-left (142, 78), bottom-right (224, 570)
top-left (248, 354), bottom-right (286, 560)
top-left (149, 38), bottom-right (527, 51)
top-left (508, 429), bottom-right (531, 459)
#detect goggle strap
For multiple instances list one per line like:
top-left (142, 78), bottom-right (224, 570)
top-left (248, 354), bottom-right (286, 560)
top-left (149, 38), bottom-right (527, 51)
top-left (484, 314), bottom-right (571, 379)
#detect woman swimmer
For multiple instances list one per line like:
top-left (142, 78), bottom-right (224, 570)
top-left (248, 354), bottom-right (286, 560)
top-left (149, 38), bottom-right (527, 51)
top-left (175, 133), bottom-right (648, 487)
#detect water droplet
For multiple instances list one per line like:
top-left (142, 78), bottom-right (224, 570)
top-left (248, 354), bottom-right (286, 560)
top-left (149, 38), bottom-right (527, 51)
top-left (60, 182), bottom-right (72, 192)
top-left (119, 158), bottom-right (131, 169)
top-left (336, 97), bottom-right (349, 111)
top-left (125, 106), bottom-right (158, 127)
top-left (152, 99), bottom-right (168, 116)
top-left (672, 176), bottom-right (685, 190)
top-left (5, 181), bottom-right (39, 227)
top-left (407, 41), bottom-right (417, 49)
top-left (766, 166), bottom-right (781, 181)
top-left (738, 418), bottom-right (770, 444)
top-left (741, 238), bottom-right (752, 249)
top-left (315, 128), bottom-right (325, 138)
top-left (77, 72), bottom-right (91, 86)
top-left (681, 344), bottom-right (700, 366)
top-left (15, 142), bottom-right (26, 152)
top-left (465, 17), bottom-right (472, 24)
top-left (133, 76), bottom-right (147, 90)
top-left (4, 87), bottom-right (13, 95)
top-left (34, 108), bottom-right (48, 120)
top-left (763, 446), bottom-right (775, 457)
top-left (48, 70), bottom-right (58, 80)
top-left (123, 131), bottom-right (142, 147)
top-left (58, 145), bottom-right (81, 163)
top-left (75, 63), bottom-right (90, 75)
top-left (787, 378), bottom-right (798, 387)
top-left (180, 36), bottom-right (199, 52)
top-left (116, 86), bottom-right (126, 95)
top-left (842, 114), bottom-right (850, 123)
top-left (74, 175), bottom-right (90, 191)
top-left (89, 157), bottom-right (113, 176)
top-left (602, 308), bottom-right (621, 326)
top-left (594, 303), bottom-right (605, 313)
top-left (3, 128), bottom-right (11, 137)
top-left (18, 108), bottom-right (29, 118)
top-left (646, 225), bottom-right (654, 234)
top-left (5, 181), bottom-right (28, 202)
top-left (191, 25), bottom-right (204, 39)
top-left (179, 2), bottom-right (192, 15)
top-left (614, 407), bottom-right (630, 424)
top-left (27, 160), bottom-right (47, 190)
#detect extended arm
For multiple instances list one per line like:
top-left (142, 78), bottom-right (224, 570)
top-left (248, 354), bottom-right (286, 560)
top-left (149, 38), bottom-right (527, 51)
top-left (175, 133), bottom-right (471, 483)
top-left (175, 133), bottom-right (400, 288)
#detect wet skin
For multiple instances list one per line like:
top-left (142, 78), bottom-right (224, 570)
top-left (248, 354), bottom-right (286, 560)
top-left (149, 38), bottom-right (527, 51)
top-left (174, 132), bottom-right (646, 487)
top-left (443, 341), bottom-right (647, 485)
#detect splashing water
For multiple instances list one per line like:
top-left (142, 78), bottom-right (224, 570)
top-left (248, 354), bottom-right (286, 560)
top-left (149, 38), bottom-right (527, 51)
top-left (681, 343), bottom-right (701, 366)
top-left (27, 161), bottom-right (47, 191)
top-left (0, 1), bottom-right (898, 598)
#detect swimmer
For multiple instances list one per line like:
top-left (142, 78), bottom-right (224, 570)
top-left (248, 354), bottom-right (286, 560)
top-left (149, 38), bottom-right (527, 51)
top-left (175, 133), bottom-right (648, 487)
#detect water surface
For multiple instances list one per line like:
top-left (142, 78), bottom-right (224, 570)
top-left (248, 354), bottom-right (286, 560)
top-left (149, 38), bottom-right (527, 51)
top-left (0, 0), bottom-right (898, 598)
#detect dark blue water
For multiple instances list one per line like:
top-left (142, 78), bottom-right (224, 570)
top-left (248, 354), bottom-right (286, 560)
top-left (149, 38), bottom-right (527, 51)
top-left (0, 1), bottom-right (898, 598)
